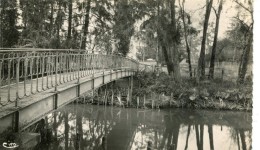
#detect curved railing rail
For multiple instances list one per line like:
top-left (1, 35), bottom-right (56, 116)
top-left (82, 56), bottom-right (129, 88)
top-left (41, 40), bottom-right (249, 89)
top-left (0, 48), bottom-right (140, 107)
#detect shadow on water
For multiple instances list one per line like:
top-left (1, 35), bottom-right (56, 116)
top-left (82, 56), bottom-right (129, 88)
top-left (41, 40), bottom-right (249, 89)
top-left (6, 104), bottom-right (252, 150)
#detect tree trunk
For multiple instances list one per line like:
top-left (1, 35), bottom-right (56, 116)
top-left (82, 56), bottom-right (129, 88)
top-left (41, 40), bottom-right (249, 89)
top-left (50, 1), bottom-right (54, 38)
top-left (68, 0), bottom-right (73, 39)
top-left (237, 34), bottom-right (252, 84)
top-left (81, 0), bottom-right (91, 50)
top-left (209, 0), bottom-right (223, 79)
top-left (197, 0), bottom-right (213, 81)
top-left (57, 2), bottom-right (62, 42)
top-left (180, 0), bottom-right (192, 78)
top-left (170, 0), bottom-right (181, 80)
top-left (162, 45), bottom-right (174, 74)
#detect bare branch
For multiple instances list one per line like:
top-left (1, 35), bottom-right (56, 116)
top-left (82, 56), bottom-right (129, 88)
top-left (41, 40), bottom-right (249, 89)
top-left (233, 16), bottom-right (250, 29)
top-left (234, 0), bottom-right (253, 14)
top-left (212, 7), bottom-right (217, 16)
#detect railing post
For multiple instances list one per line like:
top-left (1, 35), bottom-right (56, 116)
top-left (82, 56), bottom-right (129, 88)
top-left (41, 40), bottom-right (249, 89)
top-left (36, 57), bottom-right (39, 92)
top-left (15, 58), bottom-right (20, 107)
top-left (77, 53), bottom-right (81, 99)
top-left (30, 58), bottom-right (33, 94)
top-left (7, 60), bottom-right (11, 102)
top-left (77, 53), bottom-right (80, 84)
top-left (55, 52), bottom-right (58, 91)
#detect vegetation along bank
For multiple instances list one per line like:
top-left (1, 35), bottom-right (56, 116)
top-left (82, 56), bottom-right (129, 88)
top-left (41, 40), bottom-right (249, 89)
top-left (79, 71), bottom-right (252, 111)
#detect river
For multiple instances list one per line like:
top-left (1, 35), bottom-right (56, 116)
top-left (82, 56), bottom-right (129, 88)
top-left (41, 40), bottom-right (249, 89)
top-left (21, 104), bottom-right (252, 150)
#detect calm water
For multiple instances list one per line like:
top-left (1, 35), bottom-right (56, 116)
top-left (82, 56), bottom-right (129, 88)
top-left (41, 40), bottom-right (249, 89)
top-left (22, 104), bottom-right (252, 150)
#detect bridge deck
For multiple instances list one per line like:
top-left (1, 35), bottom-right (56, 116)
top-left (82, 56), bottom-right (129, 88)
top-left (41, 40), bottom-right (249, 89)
top-left (0, 69), bottom-right (103, 104)
top-left (0, 69), bottom-right (117, 117)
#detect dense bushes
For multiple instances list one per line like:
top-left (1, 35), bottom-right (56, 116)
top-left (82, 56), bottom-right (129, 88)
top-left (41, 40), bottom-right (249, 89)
top-left (132, 71), bottom-right (252, 111)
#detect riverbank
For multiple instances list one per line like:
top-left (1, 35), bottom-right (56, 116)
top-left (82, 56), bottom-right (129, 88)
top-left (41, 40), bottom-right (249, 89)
top-left (79, 71), bottom-right (252, 111)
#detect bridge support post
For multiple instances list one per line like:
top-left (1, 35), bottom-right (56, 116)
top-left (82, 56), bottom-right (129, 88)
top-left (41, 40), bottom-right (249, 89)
top-left (91, 74), bottom-right (95, 104)
top-left (76, 84), bottom-right (80, 100)
top-left (128, 75), bottom-right (133, 107)
top-left (105, 84), bottom-right (108, 106)
top-left (111, 81), bottom-right (115, 106)
top-left (13, 111), bottom-right (19, 132)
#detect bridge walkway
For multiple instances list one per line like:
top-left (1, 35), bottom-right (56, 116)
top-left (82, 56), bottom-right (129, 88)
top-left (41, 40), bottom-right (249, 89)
top-left (0, 69), bottom-right (106, 105)
top-left (0, 69), bottom-right (129, 118)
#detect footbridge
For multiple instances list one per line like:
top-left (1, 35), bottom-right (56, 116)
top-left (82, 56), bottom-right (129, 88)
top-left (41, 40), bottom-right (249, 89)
top-left (0, 48), bottom-right (154, 133)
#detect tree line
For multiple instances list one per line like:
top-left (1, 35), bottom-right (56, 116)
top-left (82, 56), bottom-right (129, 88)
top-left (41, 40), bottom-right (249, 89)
top-left (0, 0), bottom-right (253, 84)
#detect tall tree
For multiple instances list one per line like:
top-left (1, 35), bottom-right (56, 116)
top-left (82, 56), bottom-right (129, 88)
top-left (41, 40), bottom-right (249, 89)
top-left (0, 0), bottom-right (19, 47)
top-left (67, 0), bottom-right (73, 39)
top-left (49, 0), bottom-right (54, 38)
top-left (90, 0), bottom-right (114, 54)
top-left (170, 0), bottom-right (181, 80)
top-left (197, 0), bottom-right (213, 81)
top-left (80, 0), bottom-right (91, 50)
top-left (141, 0), bottom-right (182, 78)
top-left (113, 0), bottom-right (134, 56)
top-left (179, 0), bottom-right (193, 78)
top-left (208, 0), bottom-right (223, 79)
top-left (113, 0), bottom-right (147, 56)
top-left (233, 0), bottom-right (253, 84)
top-left (20, 0), bottom-right (52, 47)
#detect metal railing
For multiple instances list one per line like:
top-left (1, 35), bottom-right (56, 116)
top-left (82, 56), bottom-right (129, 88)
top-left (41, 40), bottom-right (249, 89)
top-left (0, 48), bottom-right (139, 107)
top-left (138, 63), bottom-right (157, 72)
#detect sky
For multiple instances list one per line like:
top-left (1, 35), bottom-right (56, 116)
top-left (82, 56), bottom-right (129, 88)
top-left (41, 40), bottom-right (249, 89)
top-left (182, 0), bottom-right (239, 39)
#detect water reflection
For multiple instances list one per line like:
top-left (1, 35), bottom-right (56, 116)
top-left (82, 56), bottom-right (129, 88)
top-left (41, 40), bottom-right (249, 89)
top-left (24, 104), bottom-right (251, 150)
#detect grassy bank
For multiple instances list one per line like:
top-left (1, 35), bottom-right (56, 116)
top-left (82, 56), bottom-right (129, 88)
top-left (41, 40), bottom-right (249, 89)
top-left (78, 71), bottom-right (252, 111)
top-left (130, 71), bottom-right (252, 111)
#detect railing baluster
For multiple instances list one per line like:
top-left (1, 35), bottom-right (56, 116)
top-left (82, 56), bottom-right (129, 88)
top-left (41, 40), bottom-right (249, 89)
top-left (24, 58), bottom-right (28, 96)
top-left (7, 60), bottom-right (11, 102)
top-left (16, 58), bottom-right (20, 106)
top-left (41, 56), bottom-right (45, 91)
top-left (46, 57), bottom-right (49, 88)
top-left (59, 53), bottom-right (63, 84)
top-left (54, 53), bottom-right (57, 86)
top-left (30, 58), bottom-right (33, 94)
top-left (36, 56), bottom-right (39, 92)
top-left (69, 53), bottom-right (72, 80)
top-left (51, 54), bottom-right (54, 87)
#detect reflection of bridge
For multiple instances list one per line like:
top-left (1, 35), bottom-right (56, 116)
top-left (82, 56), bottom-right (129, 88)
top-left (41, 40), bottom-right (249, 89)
top-left (0, 48), bottom-right (154, 133)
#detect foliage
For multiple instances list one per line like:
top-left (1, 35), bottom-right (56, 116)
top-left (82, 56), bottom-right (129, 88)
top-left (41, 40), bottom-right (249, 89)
top-left (132, 72), bottom-right (252, 110)
top-left (113, 0), bottom-right (148, 56)
top-left (0, 0), bottom-right (20, 47)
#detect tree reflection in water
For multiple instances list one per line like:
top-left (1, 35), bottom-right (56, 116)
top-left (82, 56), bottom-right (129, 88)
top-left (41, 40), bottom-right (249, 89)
top-left (25, 105), bottom-right (251, 150)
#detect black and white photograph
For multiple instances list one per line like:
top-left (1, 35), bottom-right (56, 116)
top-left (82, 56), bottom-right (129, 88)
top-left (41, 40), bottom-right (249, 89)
top-left (0, 0), bottom-right (258, 149)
